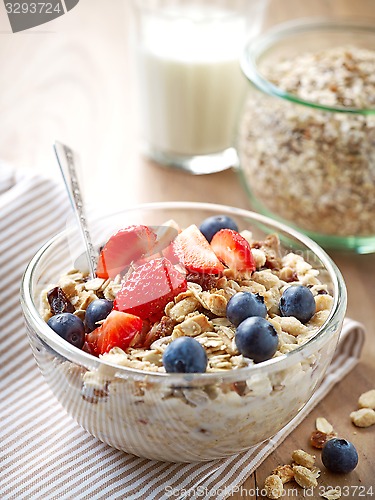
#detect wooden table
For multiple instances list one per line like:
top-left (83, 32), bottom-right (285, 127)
top-left (0, 0), bottom-right (374, 497)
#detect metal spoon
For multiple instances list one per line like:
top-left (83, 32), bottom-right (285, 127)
top-left (54, 141), bottom-right (97, 279)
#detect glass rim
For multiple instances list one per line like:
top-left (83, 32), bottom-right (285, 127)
top-left (240, 17), bottom-right (375, 115)
top-left (20, 201), bottom-right (347, 383)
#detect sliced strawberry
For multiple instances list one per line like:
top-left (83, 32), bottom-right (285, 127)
top-left (134, 252), bottom-right (164, 267)
top-left (114, 257), bottom-right (187, 322)
top-left (162, 242), bottom-right (180, 265)
top-left (135, 222), bottom-right (181, 267)
top-left (85, 310), bottom-right (143, 356)
top-left (170, 224), bottom-right (224, 274)
top-left (152, 220), bottom-right (180, 255)
top-left (211, 229), bottom-right (256, 276)
top-left (96, 225), bottom-right (157, 279)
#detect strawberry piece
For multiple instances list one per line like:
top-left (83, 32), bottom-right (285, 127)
top-left (211, 229), bottom-right (256, 276)
top-left (85, 310), bottom-right (143, 356)
top-left (114, 257), bottom-right (187, 322)
top-left (134, 223), bottom-right (181, 266)
top-left (162, 242), bottom-right (180, 265)
top-left (170, 224), bottom-right (224, 274)
top-left (96, 225), bottom-right (157, 279)
top-left (152, 221), bottom-right (180, 255)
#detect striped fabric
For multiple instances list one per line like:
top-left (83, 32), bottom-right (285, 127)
top-left (0, 167), bottom-right (365, 500)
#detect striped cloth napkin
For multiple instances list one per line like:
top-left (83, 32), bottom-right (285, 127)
top-left (0, 167), bottom-right (365, 500)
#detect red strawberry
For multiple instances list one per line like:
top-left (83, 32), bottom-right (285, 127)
top-left (211, 229), bottom-right (256, 276)
top-left (114, 257), bottom-right (187, 322)
top-left (134, 223), bottom-right (182, 267)
top-left (96, 225), bottom-right (157, 279)
top-left (170, 224), bottom-right (224, 274)
top-left (85, 310), bottom-right (143, 356)
top-left (152, 221), bottom-right (180, 255)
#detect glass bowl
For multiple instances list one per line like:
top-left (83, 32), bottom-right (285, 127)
top-left (20, 202), bottom-right (346, 462)
top-left (238, 19), bottom-right (375, 253)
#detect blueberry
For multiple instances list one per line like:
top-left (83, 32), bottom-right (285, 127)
top-left (85, 299), bottom-right (113, 332)
top-left (235, 317), bottom-right (278, 363)
top-left (199, 215), bottom-right (238, 243)
top-left (279, 285), bottom-right (316, 323)
top-left (47, 313), bottom-right (85, 349)
top-left (322, 438), bottom-right (358, 473)
top-left (162, 337), bottom-right (207, 373)
top-left (227, 292), bottom-right (267, 327)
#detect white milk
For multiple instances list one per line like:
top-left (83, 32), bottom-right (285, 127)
top-left (136, 7), bottom-right (247, 156)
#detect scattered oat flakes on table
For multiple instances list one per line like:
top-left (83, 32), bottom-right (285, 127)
top-left (271, 464), bottom-right (294, 484)
top-left (292, 465), bottom-right (318, 488)
top-left (291, 449), bottom-right (315, 469)
top-left (358, 389), bottom-right (375, 409)
top-left (350, 407), bottom-right (375, 428)
top-left (320, 486), bottom-right (342, 500)
top-left (316, 417), bottom-right (334, 434)
top-left (264, 474), bottom-right (284, 499)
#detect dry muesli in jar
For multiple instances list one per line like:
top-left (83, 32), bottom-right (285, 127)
top-left (239, 44), bottom-right (375, 239)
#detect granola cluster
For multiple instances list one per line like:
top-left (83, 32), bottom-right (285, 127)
top-left (264, 417), bottom-right (342, 499)
top-left (264, 447), bottom-right (320, 499)
top-left (239, 46), bottom-right (375, 237)
top-left (264, 388), bottom-right (375, 500)
top-left (41, 233), bottom-right (333, 373)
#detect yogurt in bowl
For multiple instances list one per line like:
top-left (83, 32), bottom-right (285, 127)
top-left (21, 202), bottom-right (346, 462)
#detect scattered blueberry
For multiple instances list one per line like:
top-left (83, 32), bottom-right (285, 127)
top-left (235, 317), bottom-right (278, 363)
top-left (162, 337), bottom-right (207, 373)
top-left (322, 438), bottom-right (358, 473)
top-left (227, 291), bottom-right (267, 327)
top-left (47, 313), bottom-right (85, 349)
top-left (279, 285), bottom-right (316, 323)
top-left (85, 299), bottom-right (113, 332)
top-left (199, 215), bottom-right (238, 243)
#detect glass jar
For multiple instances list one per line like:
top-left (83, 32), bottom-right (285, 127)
top-left (238, 19), bottom-right (375, 253)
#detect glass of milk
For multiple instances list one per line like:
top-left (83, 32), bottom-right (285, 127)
top-left (132, 0), bottom-right (267, 174)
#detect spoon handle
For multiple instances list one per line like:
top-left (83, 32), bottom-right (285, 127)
top-left (54, 141), bottom-right (97, 279)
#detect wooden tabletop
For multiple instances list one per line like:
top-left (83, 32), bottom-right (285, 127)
top-left (0, 0), bottom-right (374, 497)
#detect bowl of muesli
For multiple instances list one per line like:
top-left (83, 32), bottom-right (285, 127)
top-left (238, 19), bottom-right (375, 253)
top-left (21, 202), bottom-right (346, 462)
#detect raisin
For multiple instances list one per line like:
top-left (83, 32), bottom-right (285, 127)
top-left (264, 258), bottom-right (280, 271)
top-left (47, 286), bottom-right (75, 315)
top-left (310, 430), bottom-right (330, 449)
top-left (251, 235), bottom-right (282, 270)
top-left (285, 271), bottom-right (299, 283)
top-left (143, 316), bottom-right (177, 348)
top-left (231, 381), bottom-right (248, 396)
top-left (81, 386), bottom-right (108, 404)
top-left (186, 272), bottom-right (219, 291)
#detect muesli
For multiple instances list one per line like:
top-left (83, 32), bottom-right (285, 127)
top-left (42, 219), bottom-right (332, 372)
top-left (39, 216), bottom-right (336, 461)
